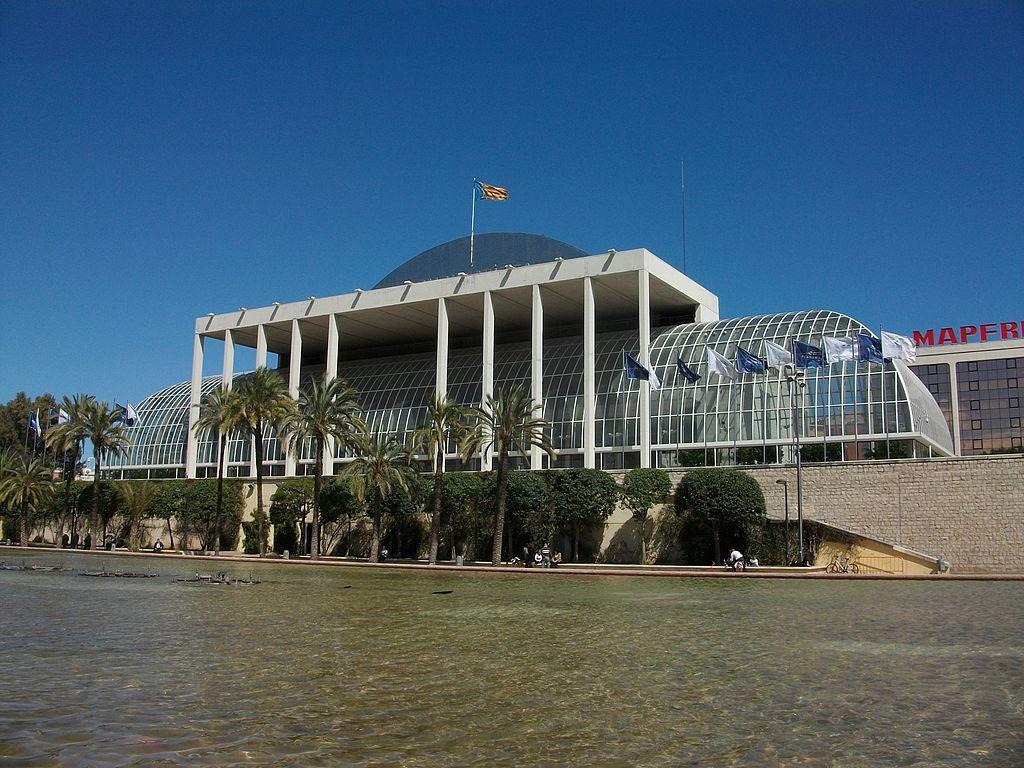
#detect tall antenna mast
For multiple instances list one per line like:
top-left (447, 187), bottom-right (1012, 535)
top-left (680, 159), bottom-right (687, 274)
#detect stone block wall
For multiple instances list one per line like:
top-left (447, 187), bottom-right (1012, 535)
top-left (661, 455), bottom-right (1024, 573)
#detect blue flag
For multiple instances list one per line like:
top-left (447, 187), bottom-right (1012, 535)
top-left (676, 355), bottom-right (701, 384)
top-left (856, 333), bottom-right (883, 365)
top-left (736, 346), bottom-right (766, 374)
top-left (793, 340), bottom-right (825, 369)
top-left (28, 410), bottom-right (42, 437)
top-left (623, 352), bottom-right (662, 390)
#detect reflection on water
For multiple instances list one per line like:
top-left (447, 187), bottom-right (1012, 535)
top-left (1, 551), bottom-right (1022, 767)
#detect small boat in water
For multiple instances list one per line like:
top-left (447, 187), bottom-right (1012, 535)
top-left (0, 561), bottom-right (69, 572)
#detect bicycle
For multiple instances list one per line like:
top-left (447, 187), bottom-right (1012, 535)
top-left (826, 554), bottom-right (860, 574)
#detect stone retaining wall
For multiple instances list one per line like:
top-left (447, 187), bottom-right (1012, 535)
top-left (657, 455), bottom-right (1024, 574)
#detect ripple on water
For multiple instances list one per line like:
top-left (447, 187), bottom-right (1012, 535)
top-left (0, 552), bottom-right (1022, 767)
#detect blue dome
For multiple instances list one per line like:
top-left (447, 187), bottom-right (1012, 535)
top-left (373, 233), bottom-right (590, 288)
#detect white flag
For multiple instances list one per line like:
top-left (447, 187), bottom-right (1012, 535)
top-left (824, 336), bottom-right (857, 364)
top-left (881, 331), bottom-right (917, 362)
top-left (706, 347), bottom-right (738, 380)
top-left (648, 366), bottom-right (662, 391)
top-left (764, 340), bottom-right (793, 368)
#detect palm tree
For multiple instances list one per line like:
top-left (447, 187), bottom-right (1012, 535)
top-left (81, 401), bottom-right (130, 549)
top-left (289, 374), bottom-right (365, 559)
top-left (193, 385), bottom-right (243, 555)
top-left (234, 367), bottom-right (298, 557)
top-left (0, 455), bottom-right (54, 546)
top-left (45, 394), bottom-right (94, 543)
top-left (117, 481), bottom-right (158, 551)
top-left (0, 448), bottom-right (16, 541)
top-left (461, 386), bottom-right (555, 566)
top-left (411, 394), bottom-right (467, 564)
top-left (345, 434), bottom-right (418, 563)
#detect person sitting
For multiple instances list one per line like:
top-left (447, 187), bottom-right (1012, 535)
top-left (726, 548), bottom-right (745, 571)
top-left (380, 547), bottom-right (389, 562)
top-left (533, 552), bottom-right (543, 567)
top-left (747, 555), bottom-right (760, 568)
top-left (153, 540), bottom-right (164, 553)
top-left (552, 551), bottom-right (562, 568)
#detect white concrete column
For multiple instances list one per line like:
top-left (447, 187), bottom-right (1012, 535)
top-left (583, 277), bottom-right (596, 469)
top-left (638, 269), bottom-right (652, 468)
top-left (481, 291), bottom-right (495, 469)
top-left (255, 324), bottom-right (268, 368)
top-left (324, 313), bottom-right (340, 471)
top-left (285, 319), bottom-right (302, 477)
top-left (436, 298), bottom-right (449, 399)
top-left (186, 333), bottom-right (204, 478)
top-left (530, 284), bottom-right (544, 470)
top-left (222, 329), bottom-right (235, 389)
top-left (250, 325), bottom-right (267, 478)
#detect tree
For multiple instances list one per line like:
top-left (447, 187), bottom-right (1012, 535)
top-left (44, 394), bottom-right (94, 542)
top-left (549, 468), bottom-right (618, 562)
top-left (620, 467), bottom-right (673, 564)
top-left (438, 471), bottom-right (486, 561)
top-left (81, 401), bottom-right (130, 548)
top-left (117, 481), bottom-right (158, 551)
top-left (289, 374), bottom-right (364, 559)
top-left (269, 478), bottom-right (313, 554)
top-left (345, 434), bottom-right (418, 562)
top-left (483, 470), bottom-right (551, 560)
top-left (0, 455), bottom-right (53, 546)
top-left (411, 394), bottom-right (467, 564)
top-left (460, 386), bottom-right (555, 566)
top-left (193, 385), bottom-right (243, 555)
top-left (319, 477), bottom-right (363, 556)
top-left (234, 367), bottom-right (299, 557)
top-left (149, 479), bottom-right (185, 549)
top-left (674, 468), bottom-right (767, 563)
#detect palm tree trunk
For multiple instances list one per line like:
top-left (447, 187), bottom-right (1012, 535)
top-left (129, 513), bottom-right (140, 552)
top-left (491, 449), bottom-right (509, 566)
top-left (20, 498), bottom-right (30, 547)
top-left (428, 450), bottom-right (443, 564)
top-left (91, 447), bottom-right (101, 549)
top-left (63, 446), bottom-right (76, 541)
top-left (215, 433), bottom-right (226, 556)
top-left (254, 422), bottom-right (267, 557)
top-left (369, 504), bottom-right (381, 563)
top-left (311, 436), bottom-right (323, 559)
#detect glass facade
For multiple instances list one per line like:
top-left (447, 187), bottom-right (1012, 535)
top-left (106, 310), bottom-right (953, 478)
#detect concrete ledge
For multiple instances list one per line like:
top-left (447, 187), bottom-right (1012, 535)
top-left (4, 545), bottom-right (1022, 581)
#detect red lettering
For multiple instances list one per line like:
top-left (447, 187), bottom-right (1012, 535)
top-left (960, 325), bottom-right (978, 343)
top-left (980, 323), bottom-right (998, 342)
top-left (937, 327), bottom-right (957, 345)
top-left (1000, 322), bottom-right (1018, 340)
top-left (913, 329), bottom-right (935, 347)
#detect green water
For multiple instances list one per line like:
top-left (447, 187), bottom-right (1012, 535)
top-left (0, 551), bottom-right (1021, 767)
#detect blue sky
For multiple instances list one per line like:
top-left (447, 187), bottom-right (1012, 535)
top-left (2, 1), bottom-right (1022, 404)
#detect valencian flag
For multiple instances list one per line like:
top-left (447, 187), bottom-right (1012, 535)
top-left (676, 355), bottom-right (701, 384)
top-left (793, 340), bottom-right (825, 369)
top-left (881, 331), bottom-right (917, 362)
top-left (623, 352), bottom-right (662, 390)
top-left (736, 346), bottom-right (766, 374)
top-left (476, 181), bottom-right (509, 201)
top-left (856, 334), bottom-right (883, 365)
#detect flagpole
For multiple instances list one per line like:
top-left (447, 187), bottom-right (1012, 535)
top-left (680, 160), bottom-right (687, 275)
top-left (702, 360), bottom-right (710, 467)
top-left (469, 181), bottom-right (477, 268)
top-left (620, 352), bottom-right (627, 469)
top-left (853, 353), bottom-right (860, 460)
top-left (761, 351), bottom-right (769, 463)
top-left (880, 324), bottom-right (890, 459)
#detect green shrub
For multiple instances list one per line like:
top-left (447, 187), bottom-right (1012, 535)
top-left (620, 468), bottom-right (672, 564)
top-left (674, 468), bottom-right (767, 564)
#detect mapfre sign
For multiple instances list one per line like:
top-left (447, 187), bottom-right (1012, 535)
top-left (913, 321), bottom-right (1023, 347)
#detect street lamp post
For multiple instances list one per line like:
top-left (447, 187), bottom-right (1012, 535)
top-left (785, 366), bottom-right (807, 564)
top-left (776, 478), bottom-right (790, 564)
